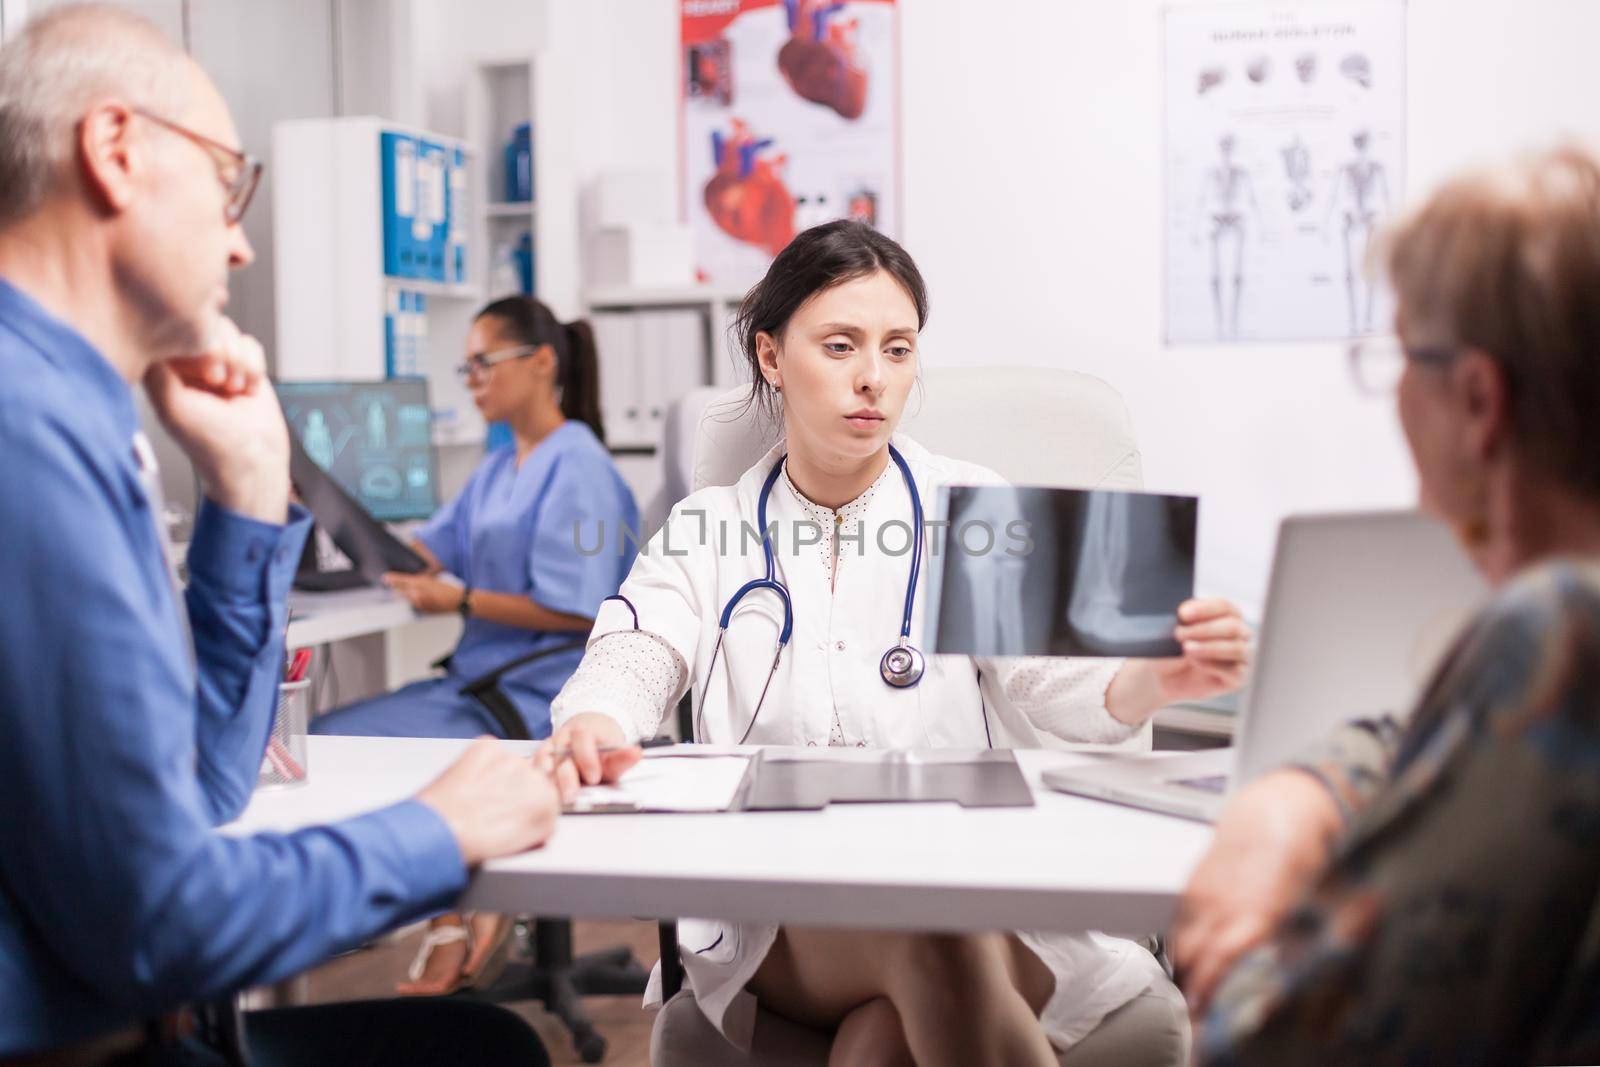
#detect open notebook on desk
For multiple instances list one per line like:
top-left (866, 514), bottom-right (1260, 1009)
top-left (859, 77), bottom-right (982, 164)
top-left (565, 753), bottom-right (756, 814)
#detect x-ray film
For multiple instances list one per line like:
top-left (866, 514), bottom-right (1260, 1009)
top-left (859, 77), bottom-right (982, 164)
top-left (927, 487), bottom-right (1198, 658)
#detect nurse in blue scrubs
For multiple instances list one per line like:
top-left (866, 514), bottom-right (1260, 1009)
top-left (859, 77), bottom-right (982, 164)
top-left (314, 295), bottom-right (639, 743)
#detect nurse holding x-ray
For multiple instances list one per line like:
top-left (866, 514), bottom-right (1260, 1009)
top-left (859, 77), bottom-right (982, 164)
top-left (547, 222), bottom-right (1251, 1065)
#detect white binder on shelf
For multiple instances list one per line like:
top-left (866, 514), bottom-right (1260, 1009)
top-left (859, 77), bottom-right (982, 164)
top-left (646, 309), bottom-right (708, 446)
top-left (712, 302), bottom-right (749, 389)
top-left (594, 311), bottom-right (646, 449)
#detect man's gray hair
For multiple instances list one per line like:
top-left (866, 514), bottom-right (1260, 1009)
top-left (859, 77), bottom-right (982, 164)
top-left (0, 3), bottom-right (192, 229)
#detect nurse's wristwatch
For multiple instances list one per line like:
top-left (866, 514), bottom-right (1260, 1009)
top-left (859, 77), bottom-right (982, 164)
top-left (457, 585), bottom-right (474, 618)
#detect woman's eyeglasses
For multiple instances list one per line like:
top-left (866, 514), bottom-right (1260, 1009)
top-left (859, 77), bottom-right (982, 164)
top-left (455, 345), bottom-right (541, 382)
top-left (1347, 336), bottom-right (1459, 395)
top-left (133, 107), bottom-right (263, 224)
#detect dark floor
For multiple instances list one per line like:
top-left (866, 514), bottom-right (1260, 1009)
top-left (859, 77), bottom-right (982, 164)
top-left (295, 920), bottom-right (661, 1066)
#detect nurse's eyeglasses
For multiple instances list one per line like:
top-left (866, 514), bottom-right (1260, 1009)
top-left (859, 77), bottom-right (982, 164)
top-left (456, 344), bottom-right (541, 382)
top-left (132, 107), bottom-right (263, 224)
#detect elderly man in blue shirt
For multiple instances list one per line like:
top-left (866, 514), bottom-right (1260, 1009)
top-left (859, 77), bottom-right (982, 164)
top-left (0, 6), bottom-right (594, 1064)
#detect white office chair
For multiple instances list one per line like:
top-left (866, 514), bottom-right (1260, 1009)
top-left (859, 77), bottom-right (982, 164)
top-left (689, 366), bottom-right (1144, 494)
top-left (641, 385), bottom-right (722, 540)
top-left (651, 367), bottom-right (1184, 1067)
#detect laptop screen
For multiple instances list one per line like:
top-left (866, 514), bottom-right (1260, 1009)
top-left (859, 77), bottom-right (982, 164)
top-left (274, 379), bottom-right (439, 522)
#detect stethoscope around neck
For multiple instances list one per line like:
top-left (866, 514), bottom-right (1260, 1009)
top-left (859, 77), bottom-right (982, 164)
top-left (607, 444), bottom-right (927, 745)
top-left (706, 443), bottom-right (926, 742)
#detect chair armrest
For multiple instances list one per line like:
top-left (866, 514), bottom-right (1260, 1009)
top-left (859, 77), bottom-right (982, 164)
top-left (456, 638), bottom-right (589, 694)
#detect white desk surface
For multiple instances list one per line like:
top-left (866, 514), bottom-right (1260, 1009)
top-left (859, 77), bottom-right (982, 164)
top-left (231, 737), bottom-right (1214, 937)
top-left (285, 587), bottom-right (418, 649)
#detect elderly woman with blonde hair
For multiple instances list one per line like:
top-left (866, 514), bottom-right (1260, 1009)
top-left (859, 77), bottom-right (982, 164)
top-left (1171, 143), bottom-right (1600, 1065)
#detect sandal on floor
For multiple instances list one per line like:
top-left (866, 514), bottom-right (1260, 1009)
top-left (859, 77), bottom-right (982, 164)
top-left (463, 914), bottom-right (514, 991)
top-left (401, 922), bottom-right (473, 995)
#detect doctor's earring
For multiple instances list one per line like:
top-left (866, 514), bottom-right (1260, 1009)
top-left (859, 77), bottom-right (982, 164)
top-left (1456, 469), bottom-right (1490, 547)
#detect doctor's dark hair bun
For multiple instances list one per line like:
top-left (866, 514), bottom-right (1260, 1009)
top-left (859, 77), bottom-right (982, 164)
top-left (732, 220), bottom-right (929, 422)
top-left (476, 295), bottom-right (606, 444)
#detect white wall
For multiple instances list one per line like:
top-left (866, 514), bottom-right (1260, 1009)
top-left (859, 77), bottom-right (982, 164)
top-left (405, 0), bottom-right (677, 320)
top-left (193, 0), bottom-right (338, 363)
top-left (489, 0), bottom-right (1598, 615)
top-left (397, 0), bottom-right (1600, 612)
top-left (896, 0), bottom-right (1600, 616)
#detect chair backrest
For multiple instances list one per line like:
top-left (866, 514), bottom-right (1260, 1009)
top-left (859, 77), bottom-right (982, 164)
top-left (642, 385), bottom-right (722, 538)
top-left (690, 366), bottom-right (1143, 492)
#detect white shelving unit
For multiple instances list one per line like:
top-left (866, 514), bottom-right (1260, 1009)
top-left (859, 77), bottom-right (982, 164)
top-left (484, 201), bottom-right (538, 219)
top-left (584, 284), bottom-right (749, 310)
top-left (467, 57), bottom-right (541, 305)
top-left (271, 115), bottom-right (486, 446)
top-left (583, 284), bottom-right (753, 455)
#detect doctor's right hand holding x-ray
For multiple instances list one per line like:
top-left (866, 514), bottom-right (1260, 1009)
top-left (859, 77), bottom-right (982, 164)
top-left (543, 220), bottom-right (1250, 1066)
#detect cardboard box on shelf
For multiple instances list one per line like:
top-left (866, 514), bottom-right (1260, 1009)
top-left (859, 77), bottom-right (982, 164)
top-left (587, 224), bottom-right (695, 289)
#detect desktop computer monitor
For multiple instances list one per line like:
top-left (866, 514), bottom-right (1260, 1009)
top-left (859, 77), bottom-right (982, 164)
top-left (274, 379), bottom-right (439, 522)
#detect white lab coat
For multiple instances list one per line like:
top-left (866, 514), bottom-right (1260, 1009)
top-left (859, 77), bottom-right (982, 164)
top-left (574, 434), bottom-right (1166, 1053)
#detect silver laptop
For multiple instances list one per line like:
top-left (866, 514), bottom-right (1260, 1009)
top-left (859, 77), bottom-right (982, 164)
top-left (1041, 510), bottom-right (1487, 821)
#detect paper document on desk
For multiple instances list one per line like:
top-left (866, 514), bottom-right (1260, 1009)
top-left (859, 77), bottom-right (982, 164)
top-left (565, 754), bottom-right (753, 814)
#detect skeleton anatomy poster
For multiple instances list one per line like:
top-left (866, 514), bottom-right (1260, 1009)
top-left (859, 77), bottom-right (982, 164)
top-left (1164, 1), bottom-right (1406, 344)
top-left (681, 0), bottom-right (901, 285)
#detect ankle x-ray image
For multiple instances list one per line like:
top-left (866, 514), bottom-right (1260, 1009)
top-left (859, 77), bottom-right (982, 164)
top-left (927, 487), bottom-right (1198, 658)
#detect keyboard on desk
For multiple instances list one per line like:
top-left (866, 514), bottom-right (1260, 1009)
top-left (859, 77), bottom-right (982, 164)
top-left (292, 568), bottom-right (371, 592)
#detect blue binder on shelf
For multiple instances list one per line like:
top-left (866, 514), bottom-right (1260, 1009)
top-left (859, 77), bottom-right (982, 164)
top-left (384, 287), bottom-right (401, 377)
top-left (486, 421), bottom-right (514, 450)
top-left (448, 146), bottom-right (468, 285)
top-left (420, 140), bottom-right (449, 283)
top-left (413, 294), bottom-right (427, 377)
top-left (380, 131), bottom-right (420, 279)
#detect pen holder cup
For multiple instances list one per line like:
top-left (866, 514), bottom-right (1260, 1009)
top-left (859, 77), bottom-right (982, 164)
top-left (258, 678), bottom-right (311, 789)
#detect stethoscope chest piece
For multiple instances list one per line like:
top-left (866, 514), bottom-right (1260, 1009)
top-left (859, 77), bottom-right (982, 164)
top-left (880, 643), bottom-right (925, 688)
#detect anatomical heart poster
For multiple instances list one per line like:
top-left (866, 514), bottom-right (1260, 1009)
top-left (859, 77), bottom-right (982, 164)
top-left (682, 0), bottom-right (901, 285)
top-left (1164, 0), bottom-right (1406, 345)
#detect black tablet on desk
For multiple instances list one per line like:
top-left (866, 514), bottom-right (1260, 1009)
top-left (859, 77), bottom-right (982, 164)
top-left (289, 435), bottom-right (427, 585)
top-left (742, 749), bottom-right (1035, 811)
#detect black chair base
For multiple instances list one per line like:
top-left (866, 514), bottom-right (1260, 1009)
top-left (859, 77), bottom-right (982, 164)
top-left (469, 919), bottom-right (649, 1064)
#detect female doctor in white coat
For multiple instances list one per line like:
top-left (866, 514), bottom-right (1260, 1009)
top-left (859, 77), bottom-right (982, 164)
top-left (547, 221), bottom-right (1250, 1066)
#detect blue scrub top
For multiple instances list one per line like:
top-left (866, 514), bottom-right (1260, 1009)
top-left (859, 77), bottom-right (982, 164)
top-left (417, 421), bottom-right (639, 717)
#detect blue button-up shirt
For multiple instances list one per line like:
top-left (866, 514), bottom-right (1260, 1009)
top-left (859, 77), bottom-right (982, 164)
top-left (0, 276), bottom-right (467, 1056)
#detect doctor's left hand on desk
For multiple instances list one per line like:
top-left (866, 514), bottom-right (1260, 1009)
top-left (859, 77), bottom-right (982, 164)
top-left (1107, 598), bottom-right (1253, 725)
top-left (544, 713), bottom-right (643, 799)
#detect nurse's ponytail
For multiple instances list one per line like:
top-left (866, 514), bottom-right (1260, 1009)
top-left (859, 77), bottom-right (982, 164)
top-left (559, 318), bottom-right (605, 443)
top-left (474, 295), bottom-right (607, 444)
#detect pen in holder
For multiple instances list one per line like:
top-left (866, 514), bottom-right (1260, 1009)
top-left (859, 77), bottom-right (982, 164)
top-left (259, 677), bottom-right (311, 789)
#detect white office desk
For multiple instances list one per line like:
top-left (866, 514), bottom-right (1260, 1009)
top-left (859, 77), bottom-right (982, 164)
top-left (285, 587), bottom-right (463, 697)
top-left (231, 736), bottom-right (1214, 936)
top-left (285, 587), bottom-right (418, 649)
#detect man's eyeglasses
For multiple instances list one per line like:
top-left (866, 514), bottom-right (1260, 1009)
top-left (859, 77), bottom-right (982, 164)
top-left (1347, 335), bottom-right (1459, 395)
top-left (133, 107), bottom-right (263, 224)
top-left (456, 345), bottom-right (541, 382)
